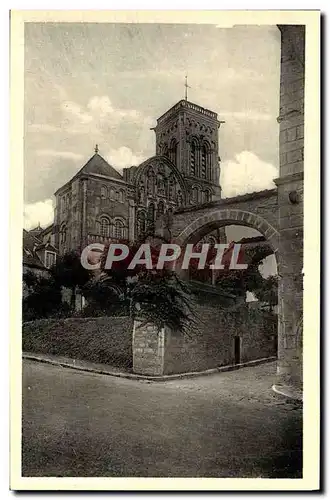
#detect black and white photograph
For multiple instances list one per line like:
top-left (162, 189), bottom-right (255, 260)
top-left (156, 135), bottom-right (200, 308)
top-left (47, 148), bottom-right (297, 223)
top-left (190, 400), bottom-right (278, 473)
top-left (10, 9), bottom-right (320, 491)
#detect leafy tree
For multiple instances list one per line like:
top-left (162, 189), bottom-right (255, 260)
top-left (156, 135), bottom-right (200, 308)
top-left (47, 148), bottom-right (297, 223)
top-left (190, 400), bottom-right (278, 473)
top-left (130, 269), bottom-right (195, 333)
top-left (96, 239), bottom-right (196, 332)
top-left (23, 271), bottom-right (64, 320)
top-left (50, 251), bottom-right (91, 311)
top-left (254, 275), bottom-right (278, 312)
top-left (215, 243), bottom-right (272, 300)
top-left (82, 275), bottom-right (126, 317)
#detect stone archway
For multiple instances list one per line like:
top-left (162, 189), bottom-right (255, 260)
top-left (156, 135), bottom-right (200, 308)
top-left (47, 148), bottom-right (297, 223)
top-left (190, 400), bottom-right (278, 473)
top-left (174, 208), bottom-right (279, 254)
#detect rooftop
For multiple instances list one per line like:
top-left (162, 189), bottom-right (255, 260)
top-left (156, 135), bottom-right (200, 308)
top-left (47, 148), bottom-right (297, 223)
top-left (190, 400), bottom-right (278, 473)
top-left (157, 99), bottom-right (218, 125)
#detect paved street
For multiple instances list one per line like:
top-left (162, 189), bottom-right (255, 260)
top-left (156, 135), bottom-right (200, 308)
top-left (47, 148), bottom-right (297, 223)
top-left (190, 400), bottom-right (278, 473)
top-left (22, 360), bottom-right (302, 478)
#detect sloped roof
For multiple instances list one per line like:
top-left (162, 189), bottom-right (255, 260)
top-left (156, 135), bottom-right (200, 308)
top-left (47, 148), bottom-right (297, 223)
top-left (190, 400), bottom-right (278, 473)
top-left (23, 230), bottom-right (46, 269)
top-left (23, 229), bottom-right (42, 250)
top-left (28, 224), bottom-right (44, 237)
top-left (80, 153), bottom-right (123, 180)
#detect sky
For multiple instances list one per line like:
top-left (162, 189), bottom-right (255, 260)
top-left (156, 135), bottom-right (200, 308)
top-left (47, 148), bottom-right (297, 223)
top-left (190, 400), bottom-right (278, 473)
top-left (23, 22), bottom-right (280, 277)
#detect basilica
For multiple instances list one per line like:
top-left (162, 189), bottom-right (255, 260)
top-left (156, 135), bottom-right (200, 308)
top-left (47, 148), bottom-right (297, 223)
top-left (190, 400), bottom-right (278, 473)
top-left (50, 98), bottom-right (224, 255)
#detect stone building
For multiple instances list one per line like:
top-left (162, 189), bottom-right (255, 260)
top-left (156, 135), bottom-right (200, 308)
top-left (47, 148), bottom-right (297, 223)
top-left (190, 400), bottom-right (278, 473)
top-left (52, 99), bottom-right (224, 254)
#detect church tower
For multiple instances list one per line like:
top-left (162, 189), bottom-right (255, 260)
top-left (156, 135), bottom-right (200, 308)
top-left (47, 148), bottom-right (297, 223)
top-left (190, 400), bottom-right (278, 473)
top-left (153, 99), bottom-right (223, 203)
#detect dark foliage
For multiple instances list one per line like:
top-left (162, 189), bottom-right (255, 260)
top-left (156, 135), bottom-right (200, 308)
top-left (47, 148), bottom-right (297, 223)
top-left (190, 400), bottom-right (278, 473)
top-left (97, 239), bottom-right (196, 332)
top-left (50, 251), bottom-right (91, 309)
top-left (23, 271), bottom-right (68, 321)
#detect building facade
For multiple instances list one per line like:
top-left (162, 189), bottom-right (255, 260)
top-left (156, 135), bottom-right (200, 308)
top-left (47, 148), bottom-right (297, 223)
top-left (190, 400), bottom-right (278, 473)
top-left (53, 99), bottom-right (223, 254)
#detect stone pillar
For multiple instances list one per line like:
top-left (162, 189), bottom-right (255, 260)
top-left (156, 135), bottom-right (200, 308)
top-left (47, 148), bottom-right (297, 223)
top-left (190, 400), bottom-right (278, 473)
top-left (132, 320), bottom-right (165, 375)
top-left (273, 25), bottom-right (305, 400)
top-left (128, 198), bottom-right (136, 243)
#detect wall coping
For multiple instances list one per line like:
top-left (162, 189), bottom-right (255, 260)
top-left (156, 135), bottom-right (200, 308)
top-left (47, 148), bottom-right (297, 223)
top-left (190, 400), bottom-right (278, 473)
top-left (174, 188), bottom-right (277, 215)
top-left (23, 316), bottom-right (131, 326)
top-left (273, 171), bottom-right (304, 186)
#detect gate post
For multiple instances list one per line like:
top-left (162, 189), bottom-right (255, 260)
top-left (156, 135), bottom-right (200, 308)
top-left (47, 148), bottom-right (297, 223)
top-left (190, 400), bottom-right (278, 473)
top-left (273, 25), bottom-right (305, 400)
top-left (132, 319), bottom-right (165, 376)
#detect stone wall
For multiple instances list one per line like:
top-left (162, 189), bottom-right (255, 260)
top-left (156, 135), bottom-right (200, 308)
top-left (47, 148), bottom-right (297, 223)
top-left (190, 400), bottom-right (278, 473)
top-left (132, 305), bottom-right (277, 376)
top-left (164, 305), bottom-right (277, 375)
top-left (23, 316), bottom-right (133, 369)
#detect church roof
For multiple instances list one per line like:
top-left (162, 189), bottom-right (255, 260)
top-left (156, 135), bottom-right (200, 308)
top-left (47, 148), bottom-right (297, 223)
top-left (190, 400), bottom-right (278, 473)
top-left (55, 152), bottom-right (123, 195)
top-left (79, 153), bottom-right (123, 180)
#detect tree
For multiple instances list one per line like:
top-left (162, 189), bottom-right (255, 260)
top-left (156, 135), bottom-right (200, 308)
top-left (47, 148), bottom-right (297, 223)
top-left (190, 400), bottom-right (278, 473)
top-left (50, 251), bottom-right (91, 311)
top-left (254, 275), bottom-right (278, 312)
top-left (96, 239), bottom-right (196, 332)
top-left (130, 269), bottom-right (195, 333)
top-left (23, 271), bottom-right (64, 320)
top-left (82, 275), bottom-right (126, 317)
top-left (215, 243), bottom-right (272, 300)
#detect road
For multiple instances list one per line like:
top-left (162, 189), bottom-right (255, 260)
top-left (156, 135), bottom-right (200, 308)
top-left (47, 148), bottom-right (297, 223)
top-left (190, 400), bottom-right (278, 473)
top-left (22, 360), bottom-right (302, 478)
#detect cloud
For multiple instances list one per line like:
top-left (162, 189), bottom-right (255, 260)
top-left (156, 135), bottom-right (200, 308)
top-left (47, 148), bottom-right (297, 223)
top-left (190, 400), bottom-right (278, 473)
top-left (24, 199), bottom-right (54, 230)
top-left (220, 151), bottom-right (278, 198)
top-left (219, 111), bottom-right (273, 121)
top-left (106, 147), bottom-right (146, 171)
top-left (36, 149), bottom-right (84, 161)
top-left (61, 96), bottom-right (145, 135)
top-left (62, 100), bottom-right (93, 124)
top-left (28, 124), bottom-right (60, 133)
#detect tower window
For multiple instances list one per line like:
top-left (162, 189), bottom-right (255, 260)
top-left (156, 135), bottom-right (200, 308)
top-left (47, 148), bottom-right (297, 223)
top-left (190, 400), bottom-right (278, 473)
top-left (170, 139), bottom-right (178, 166)
top-left (190, 140), bottom-right (198, 176)
top-left (201, 142), bottom-right (210, 179)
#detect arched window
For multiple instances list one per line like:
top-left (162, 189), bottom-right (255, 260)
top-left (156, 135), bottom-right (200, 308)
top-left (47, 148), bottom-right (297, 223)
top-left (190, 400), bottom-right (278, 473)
top-left (114, 220), bottom-right (124, 240)
top-left (204, 189), bottom-right (211, 203)
top-left (100, 216), bottom-right (111, 237)
top-left (157, 200), bottom-right (165, 219)
top-left (118, 190), bottom-right (124, 203)
top-left (137, 210), bottom-right (146, 236)
top-left (60, 223), bottom-right (67, 244)
top-left (101, 186), bottom-right (107, 199)
top-left (168, 175), bottom-right (175, 201)
top-left (170, 139), bottom-right (178, 166)
top-left (201, 141), bottom-right (210, 179)
top-left (138, 181), bottom-right (145, 204)
top-left (191, 186), bottom-right (199, 204)
top-left (190, 139), bottom-right (198, 176)
top-left (147, 202), bottom-right (155, 232)
top-left (110, 188), bottom-right (115, 201)
top-left (147, 169), bottom-right (156, 195)
top-left (162, 143), bottom-right (169, 157)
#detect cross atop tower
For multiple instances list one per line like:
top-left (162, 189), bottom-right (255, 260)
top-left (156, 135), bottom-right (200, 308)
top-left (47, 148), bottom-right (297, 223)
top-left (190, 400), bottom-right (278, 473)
top-left (184, 75), bottom-right (191, 101)
top-left (94, 144), bottom-right (99, 154)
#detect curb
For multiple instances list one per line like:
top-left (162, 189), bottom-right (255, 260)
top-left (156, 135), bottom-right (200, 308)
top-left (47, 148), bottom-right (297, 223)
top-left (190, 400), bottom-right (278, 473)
top-left (272, 384), bottom-right (303, 402)
top-left (23, 353), bottom-right (276, 382)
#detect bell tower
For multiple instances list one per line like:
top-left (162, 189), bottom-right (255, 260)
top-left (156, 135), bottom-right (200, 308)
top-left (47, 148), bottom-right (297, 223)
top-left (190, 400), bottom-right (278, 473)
top-left (153, 99), bottom-right (223, 201)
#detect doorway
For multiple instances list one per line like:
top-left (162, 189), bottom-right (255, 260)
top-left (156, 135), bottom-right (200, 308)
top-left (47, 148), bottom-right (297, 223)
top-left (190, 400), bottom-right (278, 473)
top-left (234, 336), bottom-right (241, 365)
